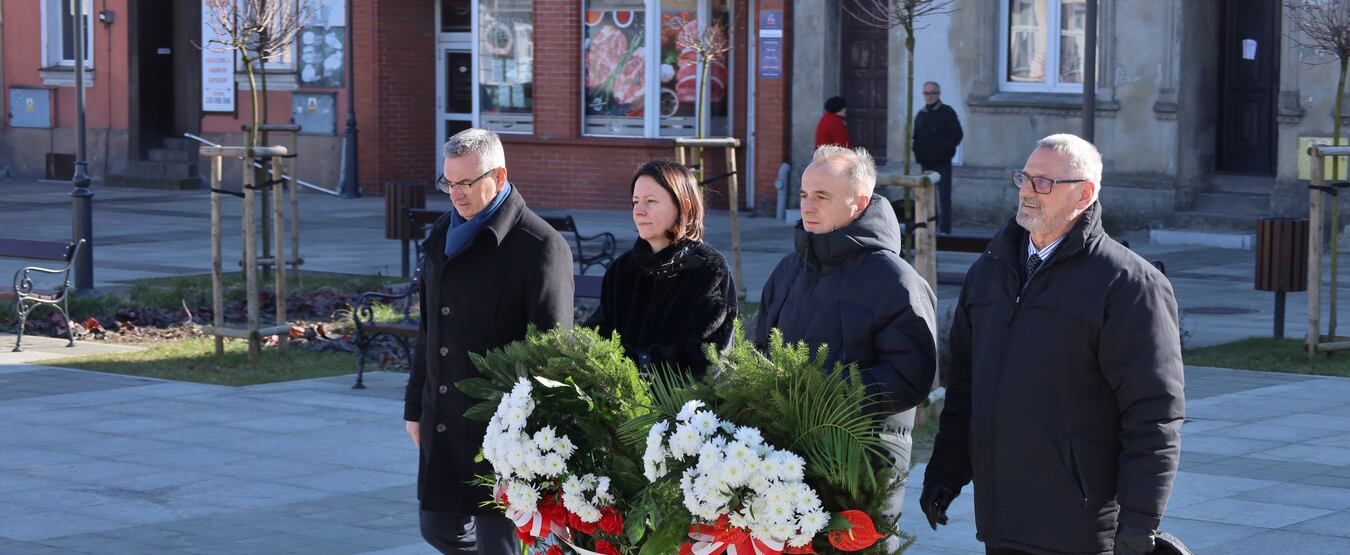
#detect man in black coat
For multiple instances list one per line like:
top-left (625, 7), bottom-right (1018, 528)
top-left (756, 145), bottom-right (938, 516)
top-left (920, 134), bottom-right (1185, 555)
top-left (912, 81), bottom-right (963, 234)
top-left (404, 128), bottom-right (574, 554)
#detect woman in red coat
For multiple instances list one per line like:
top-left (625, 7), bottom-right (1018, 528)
top-left (815, 96), bottom-right (851, 149)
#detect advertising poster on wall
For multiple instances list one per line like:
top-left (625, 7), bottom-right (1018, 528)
top-left (201, 0), bottom-right (236, 112)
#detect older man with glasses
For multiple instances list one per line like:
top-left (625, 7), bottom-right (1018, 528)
top-left (920, 134), bottom-right (1185, 555)
top-left (405, 128), bottom-right (574, 554)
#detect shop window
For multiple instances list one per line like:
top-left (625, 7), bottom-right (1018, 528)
top-left (1000, 0), bottom-right (1092, 93)
top-left (41, 0), bottom-right (94, 69)
top-left (479, 0), bottom-right (534, 134)
top-left (583, 0), bottom-right (732, 138)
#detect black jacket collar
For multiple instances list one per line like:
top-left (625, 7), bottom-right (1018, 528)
top-left (988, 201), bottom-right (1104, 267)
top-left (794, 194), bottom-right (903, 268)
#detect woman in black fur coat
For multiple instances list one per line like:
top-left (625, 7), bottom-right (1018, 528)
top-left (586, 160), bottom-right (737, 377)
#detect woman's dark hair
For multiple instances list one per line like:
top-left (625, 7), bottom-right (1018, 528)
top-left (824, 96), bottom-right (847, 114)
top-left (630, 160), bottom-right (704, 243)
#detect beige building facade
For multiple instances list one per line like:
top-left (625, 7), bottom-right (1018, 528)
top-left (792, 0), bottom-right (1346, 230)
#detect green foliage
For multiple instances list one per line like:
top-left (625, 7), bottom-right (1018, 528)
top-left (458, 325), bottom-right (653, 501)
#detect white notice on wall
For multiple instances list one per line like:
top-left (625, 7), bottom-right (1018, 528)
top-left (201, 0), bottom-right (236, 113)
top-left (1242, 39), bottom-right (1257, 61)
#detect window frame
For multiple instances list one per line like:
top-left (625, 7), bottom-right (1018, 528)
top-left (41, 0), bottom-right (95, 69)
top-left (475, 0), bottom-right (535, 135)
top-left (998, 0), bottom-right (1086, 94)
top-left (580, 0), bottom-right (734, 139)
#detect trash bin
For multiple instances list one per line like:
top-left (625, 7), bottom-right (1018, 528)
top-left (385, 181), bottom-right (427, 277)
top-left (1255, 218), bottom-right (1309, 339)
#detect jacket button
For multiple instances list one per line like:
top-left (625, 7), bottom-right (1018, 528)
top-left (435, 423), bottom-right (446, 433)
top-left (439, 347), bottom-right (449, 356)
top-left (439, 385), bottom-right (448, 394)
top-left (441, 306), bottom-right (451, 316)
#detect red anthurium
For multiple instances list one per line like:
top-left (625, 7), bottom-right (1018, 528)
top-left (593, 539), bottom-right (621, 555)
top-left (827, 510), bottom-right (886, 552)
top-left (516, 527), bottom-right (535, 546)
top-left (597, 507), bottom-right (624, 536)
top-left (546, 545), bottom-right (564, 555)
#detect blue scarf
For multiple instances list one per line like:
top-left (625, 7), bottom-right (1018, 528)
top-left (445, 182), bottom-right (512, 260)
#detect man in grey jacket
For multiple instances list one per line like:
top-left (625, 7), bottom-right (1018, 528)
top-left (920, 134), bottom-right (1185, 555)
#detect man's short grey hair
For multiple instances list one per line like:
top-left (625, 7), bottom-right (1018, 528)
top-left (811, 145), bottom-right (877, 197)
top-left (1036, 133), bottom-right (1102, 186)
top-left (923, 81), bottom-right (940, 91)
top-left (443, 128), bottom-right (506, 172)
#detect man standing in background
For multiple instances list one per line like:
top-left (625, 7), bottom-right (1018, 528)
top-left (912, 82), bottom-right (963, 234)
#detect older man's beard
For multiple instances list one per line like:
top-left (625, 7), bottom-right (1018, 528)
top-left (1015, 198), bottom-right (1045, 233)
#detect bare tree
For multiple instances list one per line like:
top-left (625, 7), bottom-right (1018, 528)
top-left (677, 20), bottom-right (731, 141)
top-left (842, 0), bottom-right (956, 174)
top-left (202, 0), bottom-right (311, 149)
top-left (1287, 0), bottom-right (1350, 338)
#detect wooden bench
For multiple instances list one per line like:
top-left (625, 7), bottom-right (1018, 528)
top-left (1, 238), bottom-right (85, 352)
top-left (543, 215), bottom-right (618, 275)
top-left (350, 273), bottom-right (604, 389)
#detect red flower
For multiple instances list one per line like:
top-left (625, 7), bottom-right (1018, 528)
top-left (593, 539), bottom-right (621, 555)
top-left (515, 527), bottom-right (535, 546)
top-left (597, 507), bottom-right (624, 536)
top-left (826, 510), bottom-right (886, 552)
top-left (569, 511), bottom-right (600, 536)
top-left (546, 545), bottom-right (564, 555)
top-left (783, 542), bottom-right (818, 554)
top-left (679, 542), bottom-right (695, 555)
top-left (539, 497), bottom-right (569, 529)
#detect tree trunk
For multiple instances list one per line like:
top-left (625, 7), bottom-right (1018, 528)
top-left (242, 49), bottom-right (260, 149)
top-left (903, 33), bottom-right (915, 174)
top-left (1329, 56), bottom-right (1347, 339)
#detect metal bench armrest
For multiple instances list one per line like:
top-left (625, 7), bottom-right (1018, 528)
top-left (13, 264), bottom-right (75, 298)
top-left (353, 285), bottom-right (419, 328)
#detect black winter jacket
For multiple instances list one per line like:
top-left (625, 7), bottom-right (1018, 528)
top-left (912, 102), bottom-right (963, 166)
top-left (404, 187), bottom-right (574, 515)
top-left (925, 202), bottom-right (1185, 554)
top-left (755, 196), bottom-right (938, 415)
top-left (586, 239), bottom-right (737, 376)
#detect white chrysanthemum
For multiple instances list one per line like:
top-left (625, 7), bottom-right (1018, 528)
top-left (733, 426), bottom-right (764, 449)
top-left (797, 509), bottom-right (829, 537)
top-left (677, 400), bottom-right (705, 421)
top-left (505, 480), bottom-right (541, 514)
top-left (533, 426), bottom-right (557, 451)
top-left (668, 423), bottom-right (705, 460)
top-left (689, 410), bottom-right (720, 435)
top-left (554, 435), bottom-right (576, 458)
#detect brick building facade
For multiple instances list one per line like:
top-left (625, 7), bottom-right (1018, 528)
top-left (1, 0), bottom-right (793, 213)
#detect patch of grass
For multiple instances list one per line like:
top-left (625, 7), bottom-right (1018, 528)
top-left (44, 337), bottom-right (362, 386)
top-left (1184, 337), bottom-right (1350, 378)
top-left (124, 271), bottom-right (401, 308)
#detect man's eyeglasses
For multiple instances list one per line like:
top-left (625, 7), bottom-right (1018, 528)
top-left (437, 168), bottom-right (499, 193)
top-left (1012, 170), bottom-right (1087, 195)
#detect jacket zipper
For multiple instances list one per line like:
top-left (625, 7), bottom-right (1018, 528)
top-left (1068, 439), bottom-right (1090, 508)
top-left (983, 246), bottom-right (1072, 531)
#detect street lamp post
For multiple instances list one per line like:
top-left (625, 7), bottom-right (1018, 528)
top-left (339, 0), bottom-right (360, 198)
top-left (71, 0), bottom-right (94, 291)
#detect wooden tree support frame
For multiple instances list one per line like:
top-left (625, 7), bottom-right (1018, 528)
top-left (242, 124), bottom-right (306, 281)
top-left (1306, 145), bottom-right (1350, 356)
top-left (674, 137), bottom-right (746, 301)
top-left (201, 145), bottom-right (293, 361)
top-left (876, 170), bottom-right (940, 291)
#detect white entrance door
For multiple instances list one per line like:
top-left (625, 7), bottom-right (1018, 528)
top-left (435, 0), bottom-right (475, 172)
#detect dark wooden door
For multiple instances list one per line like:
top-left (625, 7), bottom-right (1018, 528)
top-left (840, 0), bottom-right (889, 165)
top-left (135, 0), bottom-right (176, 156)
top-left (1216, 0), bottom-right (1279, 174)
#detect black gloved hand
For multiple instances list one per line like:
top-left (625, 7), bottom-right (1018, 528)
top-left (1114, 524), bottom-right (1156, 555)
top-left (918, 482), bottom-right (957, 531)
